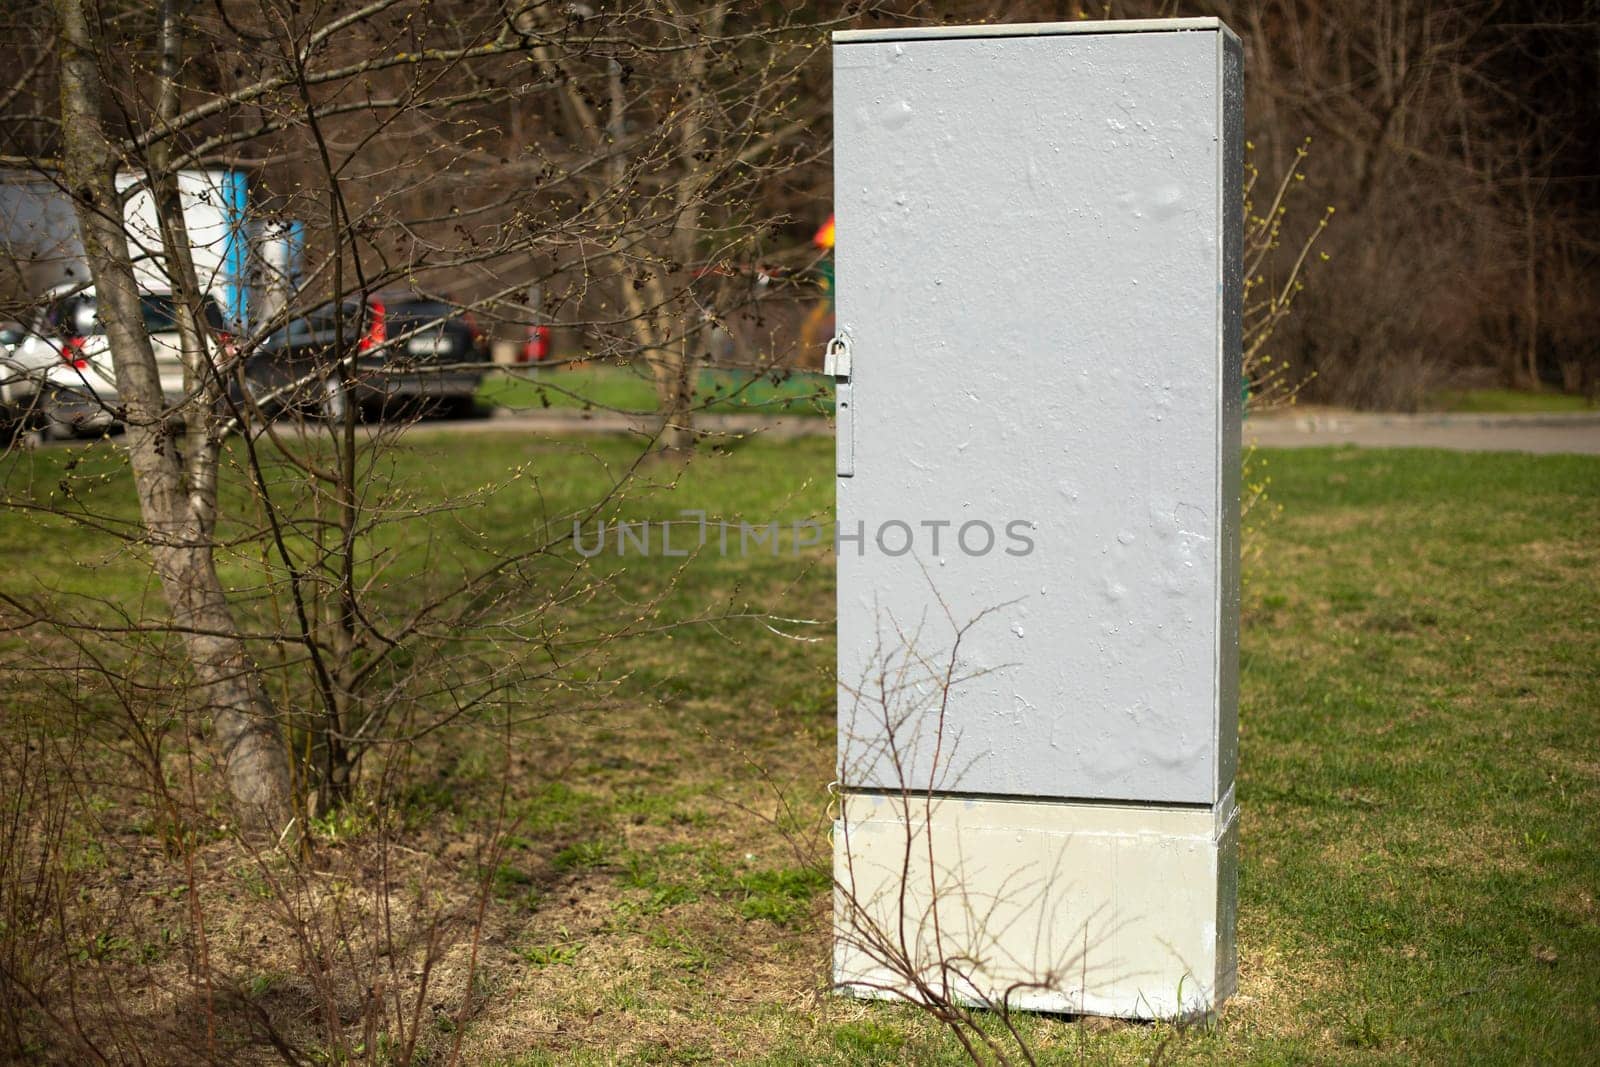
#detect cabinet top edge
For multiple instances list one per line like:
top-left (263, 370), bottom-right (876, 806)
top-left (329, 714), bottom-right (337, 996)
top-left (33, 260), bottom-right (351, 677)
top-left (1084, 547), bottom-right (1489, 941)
top-left (834, 18), bottom-right (1238, 47)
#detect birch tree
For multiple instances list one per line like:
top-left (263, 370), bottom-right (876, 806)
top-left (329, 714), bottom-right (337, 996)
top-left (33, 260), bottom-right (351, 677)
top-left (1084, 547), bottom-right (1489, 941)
top-left (6, 0), bottom-right (837, 833)
top-left (52, 0), bottom-right (294, 831)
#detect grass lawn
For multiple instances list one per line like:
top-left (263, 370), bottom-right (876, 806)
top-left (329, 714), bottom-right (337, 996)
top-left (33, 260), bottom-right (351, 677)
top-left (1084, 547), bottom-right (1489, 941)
top-left (0, 435), bottom-right (1595, 1063)
top-left (478, 362), bottom-right (834, 416)
top-left (1427, 388), bottom-right (1596, 414)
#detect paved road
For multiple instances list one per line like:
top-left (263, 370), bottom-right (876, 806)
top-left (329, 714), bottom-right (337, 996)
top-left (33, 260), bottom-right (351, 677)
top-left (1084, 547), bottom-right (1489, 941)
top-left (15, 407), bottom-right (1600, 455)
top-left (448, 408), bottom-right (1600, 456)
top-left (1242, 410), bottom-right (1600, 456)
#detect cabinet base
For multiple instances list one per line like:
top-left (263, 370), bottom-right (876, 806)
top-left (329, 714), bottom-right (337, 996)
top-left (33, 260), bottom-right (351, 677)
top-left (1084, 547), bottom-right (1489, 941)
top-left (833, 790), bottom-right (1237, 1019)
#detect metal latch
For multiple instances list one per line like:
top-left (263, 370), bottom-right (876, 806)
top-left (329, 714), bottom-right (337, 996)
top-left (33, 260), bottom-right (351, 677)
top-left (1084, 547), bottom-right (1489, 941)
top-left (825, 334), bottom-right (854, 477)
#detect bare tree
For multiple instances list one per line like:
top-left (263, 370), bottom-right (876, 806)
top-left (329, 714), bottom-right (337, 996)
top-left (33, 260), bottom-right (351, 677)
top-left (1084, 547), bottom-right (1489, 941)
top-left (1215, 0), bottom-right (1600, 405)
top-left (52, 0), bottom-right (294, 831)
top-left (3, 3), bottom-right (853, 1058)
top-left (0, 0), bottom-right (843, 836)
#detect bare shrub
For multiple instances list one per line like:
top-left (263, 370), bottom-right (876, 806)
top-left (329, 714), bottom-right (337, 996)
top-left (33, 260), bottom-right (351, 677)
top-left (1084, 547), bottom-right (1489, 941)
top-left (1, 1), bottom-right (840, 1059)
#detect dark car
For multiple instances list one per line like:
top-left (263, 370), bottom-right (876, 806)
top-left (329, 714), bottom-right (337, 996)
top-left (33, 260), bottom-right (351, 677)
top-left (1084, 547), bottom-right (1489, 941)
top-left (248, 291), bottom-right (490, 420)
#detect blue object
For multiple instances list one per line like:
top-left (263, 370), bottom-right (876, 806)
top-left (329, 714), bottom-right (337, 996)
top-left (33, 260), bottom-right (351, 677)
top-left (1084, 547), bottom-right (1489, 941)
top-left (287, 220), bottom-right (304, 286)
top-left (220, 169), bottom-right (248, 327)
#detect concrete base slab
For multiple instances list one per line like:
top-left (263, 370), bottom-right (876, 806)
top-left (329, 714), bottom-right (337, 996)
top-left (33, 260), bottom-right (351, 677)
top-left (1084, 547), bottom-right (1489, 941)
top-left (833, 791), bottom-right (1237, 1019)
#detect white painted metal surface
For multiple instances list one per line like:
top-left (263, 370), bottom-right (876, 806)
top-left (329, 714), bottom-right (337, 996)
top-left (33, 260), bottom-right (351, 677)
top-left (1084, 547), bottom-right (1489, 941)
top-left (833, 18), bottom-right (1240, 804)
top-left (834, 18), bottom-right (1233, 43)
top-left (826, 333), bottom-right (856, 476)
top-left (835, 792), bottom-right (1238, 1016)
top-left (832, 18), bottom-right (1242, 1017)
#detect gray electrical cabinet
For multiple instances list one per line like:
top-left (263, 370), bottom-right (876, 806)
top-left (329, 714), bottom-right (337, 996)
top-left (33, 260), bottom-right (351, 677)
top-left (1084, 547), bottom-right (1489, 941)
top-left (832, 19), bottom-right (1242, 1019)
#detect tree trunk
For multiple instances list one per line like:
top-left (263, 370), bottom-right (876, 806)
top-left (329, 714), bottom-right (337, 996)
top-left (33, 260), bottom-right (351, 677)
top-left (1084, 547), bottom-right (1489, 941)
top-left (1521, 175), bottom-right (1541, 391)
top-left (53, 0), bottom-right (294, 835)
top-left (655, 6), bottom-right (725, 456)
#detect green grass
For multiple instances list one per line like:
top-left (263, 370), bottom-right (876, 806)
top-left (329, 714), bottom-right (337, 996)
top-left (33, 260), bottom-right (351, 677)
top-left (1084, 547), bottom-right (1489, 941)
top-left (478, 362), bottom-right (833, 416)
top-left (1428, 387), bottom-right (1595, 414)
top-left (2, 437), bottom-right (1596, 1063)
top-left (1228, 448), bottom-right (1599, 1063)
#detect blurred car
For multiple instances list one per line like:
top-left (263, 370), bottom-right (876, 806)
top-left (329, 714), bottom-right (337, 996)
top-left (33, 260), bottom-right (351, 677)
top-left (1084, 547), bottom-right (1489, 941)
top-left (0, 320), bottom-right (25, 437)
top-left (0, 284), bottom-right (234, 439)
top-left (251, 291), bottom-right (490, 420)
